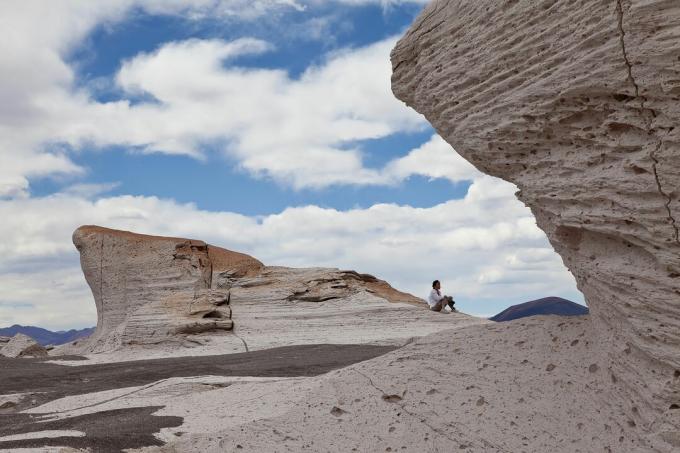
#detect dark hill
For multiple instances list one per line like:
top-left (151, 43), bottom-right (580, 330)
top-left (0, 325), bottom-right (95, 346)
top-left (490, 297), bottom-right (588, 322)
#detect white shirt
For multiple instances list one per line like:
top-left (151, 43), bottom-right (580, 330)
top-left (428, 288), bottom-right (445, 308)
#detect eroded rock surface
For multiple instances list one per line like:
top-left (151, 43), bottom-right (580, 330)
top-left (71, 226), bottom-right (253, 352)
top-left (0, 334), bottom-right (47, 358)
top-left (31, 317), bottom-right (628, 453)
top-left (391, 0), bottom-right (680, 450)
top-left (70, 226), bottom-right (429, 355)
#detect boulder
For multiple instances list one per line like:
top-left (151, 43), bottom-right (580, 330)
top-left (391, 0), bottom-right (680, 449)
top-left (0, 333), bottom-right (48, 358)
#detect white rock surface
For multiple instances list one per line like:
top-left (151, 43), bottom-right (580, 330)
top-left (391, 0), bottom-right (680, 449)
top-left (65, 226), bottom-right (441, 358)
top-left (0, 334), bottom-right (47, 358)
top-left (0, 432), bottom-right (85, 443)
top-left (29, 316), bottom-right (655, 453)
top-left (52, 297), bottom-right (482, 366)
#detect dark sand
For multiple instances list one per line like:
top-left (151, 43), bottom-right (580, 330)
top-left (0, 343), bottom-right (396, 452)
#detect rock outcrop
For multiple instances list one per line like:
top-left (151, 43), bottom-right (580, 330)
top-left (71, 226), bottom-right (426, 354)
top-left (391, 0), bottom-right (680, 450)
top-left (72, 226), bottom-right (254, 352)
top-left (0, 334), bottom-right (48, 358)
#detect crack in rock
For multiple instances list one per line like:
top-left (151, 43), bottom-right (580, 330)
top-left (232, 331), bottom-right (249, 352)
top-left (615, 0), bottom-right (641, 104)
top-left (615, 0), bottom-right (679, 245)
top-left (650, 138), bottom-right (680, 244)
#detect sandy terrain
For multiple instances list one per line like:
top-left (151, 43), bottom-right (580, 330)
top-left (0, 344), bottom-right (395, 452)
top-left (4, 314), bottom-right (656, 453)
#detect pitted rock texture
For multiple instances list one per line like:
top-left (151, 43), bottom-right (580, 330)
top-left (392, 0), bottom-right (680, 450)
top-left (72, 226), bottom-right (425, 354)
top-left (0, 334), bottom-right (48, 358)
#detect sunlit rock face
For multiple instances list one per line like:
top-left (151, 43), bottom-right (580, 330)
top-left (72, 226), bottom-right (261, 352)
top-left (392, 0), bottom-right (680, 449)
top-left (71, 226), bottom-right (426, 355)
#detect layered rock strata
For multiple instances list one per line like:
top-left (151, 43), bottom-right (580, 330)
top-left (391, 0), bottom-right (680, 449)
top-left (72, 226), bottom-right (426, 354)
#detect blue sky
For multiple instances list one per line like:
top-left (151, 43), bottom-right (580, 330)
top-left (31, 3), bottom-right (466, 214)
top-left (0, 0), bottom-right (584, 330)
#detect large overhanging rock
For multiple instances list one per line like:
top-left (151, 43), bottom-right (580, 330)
top-left (71, 226), bottom-right (426, 354)
top-left (391, 0), bottom-right (679, 449)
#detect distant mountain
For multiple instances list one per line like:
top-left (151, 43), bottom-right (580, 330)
top-left (490, 297), bottom-right (588, 322)
top-left (0, 325), bottom-right (95, 346)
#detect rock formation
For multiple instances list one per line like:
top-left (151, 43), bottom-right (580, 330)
top-left (71, 226), bottom-right (426, 354)
top-left (0, 334), bottom-right (48, 358)
top-left (391, 0), bottom-right (680, 449)
top-left (72, 226), bottom-right (252, 352)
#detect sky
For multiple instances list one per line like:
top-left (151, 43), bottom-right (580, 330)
top-left (0, 0), bottom-right (584, 331)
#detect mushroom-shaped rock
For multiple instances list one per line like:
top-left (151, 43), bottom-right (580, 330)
top-left (391, 0), bottom-right (680, 449)
top-left (72, 226), bottom-right (262, 352)
top-left (0, 334), bottom-right (48, 358)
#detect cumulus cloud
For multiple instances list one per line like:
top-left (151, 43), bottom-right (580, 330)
top-left (384, 135), bottom-right (484, 184)
top-left (0, 0), bottom-right (304, 197)
top-left (315, 0), bottom-right (429, 8)
top-left (35, 37), bottom-right (424, 189)
top-left (0, 174), bottom-right (582, 330)
top-left (0, 0), bottom-right (431, 196)
top-left (104, 36), bottom-right (426, 188)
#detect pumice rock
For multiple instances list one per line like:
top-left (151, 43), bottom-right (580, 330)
top-left (71, 226), bottom-right (255, 352)
top-left (0, 333), bottom-right (48, 358)
top-left (391, 0), bottom-right (680, 450)
top-left (71, 226), bottom-right (427, 355)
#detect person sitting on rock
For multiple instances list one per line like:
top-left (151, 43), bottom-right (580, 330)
top-left (428, 280), bottom-right (456, 312)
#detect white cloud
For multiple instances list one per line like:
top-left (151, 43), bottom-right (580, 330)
top-left (0, 1), bottom-right (432, 196)
top-left (0, 266), bottom-right (95, 331)
top-left (0, 0), bottom-right (303, 197)
top-left (67, 37), bottom-right (424, 188)
top-left (61, 182), bottom-right (121, 199)
top-left (313, 0), bottom-right (429, 7)
top-left (384, 135), bottom-right (483, 184)
top-left (0, 175), bottom-right (582, 330)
